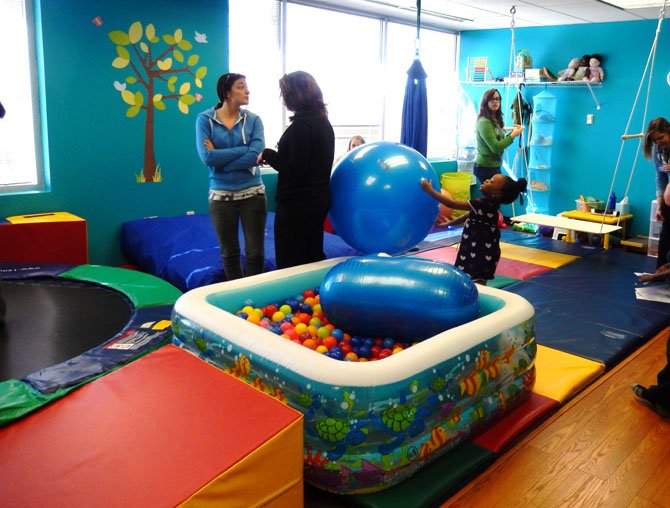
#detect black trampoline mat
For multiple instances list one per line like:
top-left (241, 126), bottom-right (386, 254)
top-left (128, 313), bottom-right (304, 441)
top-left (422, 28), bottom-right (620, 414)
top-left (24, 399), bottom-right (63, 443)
top-left (0, 278), bottom-right (133, 382)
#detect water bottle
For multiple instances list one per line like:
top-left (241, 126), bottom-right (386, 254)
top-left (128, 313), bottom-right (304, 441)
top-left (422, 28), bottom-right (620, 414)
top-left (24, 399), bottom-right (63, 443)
top-left (607, 192), bottom-right (616, 213)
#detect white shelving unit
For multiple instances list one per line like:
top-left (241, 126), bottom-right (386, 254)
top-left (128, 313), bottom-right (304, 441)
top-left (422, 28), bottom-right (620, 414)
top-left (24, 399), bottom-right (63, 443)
top-left (460, 80), bottom-right (602, 109)
top-left (649, 199), bottom-right (661, 258)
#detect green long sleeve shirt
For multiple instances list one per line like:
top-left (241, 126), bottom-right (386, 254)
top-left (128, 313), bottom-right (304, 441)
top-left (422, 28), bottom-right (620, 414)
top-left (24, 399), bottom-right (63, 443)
top-left (474, 117), bottom-right (514, 168)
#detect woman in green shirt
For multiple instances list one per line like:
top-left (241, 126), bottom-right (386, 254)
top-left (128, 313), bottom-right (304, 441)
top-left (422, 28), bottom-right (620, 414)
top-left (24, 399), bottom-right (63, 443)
top-left (474, 89), bottom-right (523, 184)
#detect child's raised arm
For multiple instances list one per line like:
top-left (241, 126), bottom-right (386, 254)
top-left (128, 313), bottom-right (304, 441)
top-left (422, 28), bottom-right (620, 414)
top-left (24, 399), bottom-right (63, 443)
top-left (420, 178), bottom-right (471, 211)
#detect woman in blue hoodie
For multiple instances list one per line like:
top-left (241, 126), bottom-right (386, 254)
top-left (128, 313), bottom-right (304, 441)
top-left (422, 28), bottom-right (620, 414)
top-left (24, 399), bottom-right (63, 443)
top-left (195, 73), bottom-right (267, 280)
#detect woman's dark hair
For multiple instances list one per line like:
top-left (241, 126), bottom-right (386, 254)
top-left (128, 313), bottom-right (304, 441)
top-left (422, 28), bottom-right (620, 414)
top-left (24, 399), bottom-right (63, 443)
top-left (643, 117), bottom-right (670, 159)
top-left (479, 88), bottom-right (504, 128)
top-left (279, 71), bottom-right (328, 120)
top-left (499, 176), bottom-right (527, 205)
top-left (215, 73), bottom-right (245, 109)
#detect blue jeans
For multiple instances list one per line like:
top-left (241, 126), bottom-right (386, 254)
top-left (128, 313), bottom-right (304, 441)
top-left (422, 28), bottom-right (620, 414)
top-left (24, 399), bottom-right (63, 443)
top-left (209, 194), bottom-right (267, 280)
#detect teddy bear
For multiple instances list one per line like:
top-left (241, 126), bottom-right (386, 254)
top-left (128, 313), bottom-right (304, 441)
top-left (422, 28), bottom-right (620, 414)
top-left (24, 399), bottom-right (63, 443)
top-left (584, 54), bottom-right (604, 83)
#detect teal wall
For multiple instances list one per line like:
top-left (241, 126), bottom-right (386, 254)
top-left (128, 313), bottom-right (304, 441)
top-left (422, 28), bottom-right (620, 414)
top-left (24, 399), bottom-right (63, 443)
top-left (2, 9), bottom-right (666, 265)
top-left (460, 20), bottom-right (670, 235)
top-left (1, 0), bottom-right (229, 265)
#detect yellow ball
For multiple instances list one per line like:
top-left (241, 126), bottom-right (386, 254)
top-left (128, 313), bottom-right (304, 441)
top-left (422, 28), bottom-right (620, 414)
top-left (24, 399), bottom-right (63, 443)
top-left (315, 345), bottom-right (329, 354)
top-left (272, 311), bottom-right (285, 322)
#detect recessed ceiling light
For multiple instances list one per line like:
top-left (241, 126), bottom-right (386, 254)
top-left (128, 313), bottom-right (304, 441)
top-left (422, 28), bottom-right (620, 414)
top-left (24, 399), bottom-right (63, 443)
top-left (599, 0), bottom-right (667, 9)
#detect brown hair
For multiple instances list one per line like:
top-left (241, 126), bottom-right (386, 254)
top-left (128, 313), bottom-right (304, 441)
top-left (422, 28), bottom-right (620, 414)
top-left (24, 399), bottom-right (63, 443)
top-left (479, 88), bottom-right (504, 129)
top-left (215, 73), bottom-right (245, 109)
top-left (279, 71), bottom-right (328, 120)
top-left (348, 135), bottom-right (366, 150)
top-left (643, 117), bottom-right (670, 159)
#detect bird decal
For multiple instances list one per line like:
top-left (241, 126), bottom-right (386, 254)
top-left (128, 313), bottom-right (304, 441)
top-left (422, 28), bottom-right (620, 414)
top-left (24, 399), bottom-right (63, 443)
top-left (194, 31), bottom-right (208, 43)
top-left (113, 81), bottom-right (126, 92)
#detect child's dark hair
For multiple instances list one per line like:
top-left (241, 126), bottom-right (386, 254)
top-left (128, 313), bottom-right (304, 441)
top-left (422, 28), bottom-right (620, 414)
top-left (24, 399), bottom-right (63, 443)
top-left (499, 177), bottom-right (527, 205)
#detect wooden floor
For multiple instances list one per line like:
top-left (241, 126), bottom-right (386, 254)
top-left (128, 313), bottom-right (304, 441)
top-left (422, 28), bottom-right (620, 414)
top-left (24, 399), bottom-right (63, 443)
top-left (305, 328), bottom-right (670, 508)
top-left (443, 327), bottom-right (670, 508)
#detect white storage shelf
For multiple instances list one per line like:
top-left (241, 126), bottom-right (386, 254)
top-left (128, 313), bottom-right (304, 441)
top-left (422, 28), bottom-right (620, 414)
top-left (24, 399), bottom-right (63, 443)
top-left (649, 199), bottom-right (660, 258)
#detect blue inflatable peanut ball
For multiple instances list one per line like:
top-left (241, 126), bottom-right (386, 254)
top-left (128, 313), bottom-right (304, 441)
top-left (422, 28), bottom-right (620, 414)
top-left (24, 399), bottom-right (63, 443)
top-left (320, 255), bottom-right (479, 341)
top-left (330, 141), bottom-right (439, 255)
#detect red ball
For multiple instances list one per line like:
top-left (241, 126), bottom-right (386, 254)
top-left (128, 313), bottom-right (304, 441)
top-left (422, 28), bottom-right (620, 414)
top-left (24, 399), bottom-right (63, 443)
top-left (263, 304), bottom-right (278, 318)
top-left (303, 289), bottom-right (316, 299)
top-left (378, 348), bottom-right (393, 359)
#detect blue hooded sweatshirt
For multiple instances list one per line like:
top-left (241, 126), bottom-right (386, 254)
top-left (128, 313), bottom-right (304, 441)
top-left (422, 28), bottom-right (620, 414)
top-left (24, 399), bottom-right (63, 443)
top-left (195, 107), bottom-right (265, 191)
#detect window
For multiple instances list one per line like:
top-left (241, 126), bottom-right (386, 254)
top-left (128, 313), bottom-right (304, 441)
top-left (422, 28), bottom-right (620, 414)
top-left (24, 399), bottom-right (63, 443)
top-left (0, 0), bottom-right (45, 193)
top-left (229, 0), bottom-right (458, 159)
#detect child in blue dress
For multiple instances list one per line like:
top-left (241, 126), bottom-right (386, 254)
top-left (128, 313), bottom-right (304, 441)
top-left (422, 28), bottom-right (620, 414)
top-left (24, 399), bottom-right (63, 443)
top-left (421, 174), bottom-right (527, 284)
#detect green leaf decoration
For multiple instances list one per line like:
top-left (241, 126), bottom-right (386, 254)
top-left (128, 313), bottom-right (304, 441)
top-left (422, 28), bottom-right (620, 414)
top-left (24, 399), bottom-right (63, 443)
top-left (112, 57), bottom-right (129, 69)
top-left (187, 54), bottom-right (199, 66)
top-left (146, 23), bottom-right (156, 40)
top-left (174, 28), bottom-right (183, 43)
top-left (173, 49), bottom-right (184, 63)
top-left (121, 89), bottom-right (135, 105)
top-left (128, 21), bottom-right (143, 44)
top-left (195, 66), bottom-right (207, 80)
top-left (116, 46), bottom-right (130, 59)
top-left (195, 78), bottom-right (203, 88)
top-left (157, 58), bottom-right (173, 71)
top-left (167, 76), bottom-right (177, 92)
top-left (126, 76), bottom-right (137, 84)
top-left (150, 36), bottom-right (159, 44)
top-left (177, 39), bottom-right (192, 51)
top-left (178, 82), bottom-right (191, 95)
top-left (153, 93), bottom-right (163, 103)
top-left (126, 105), bottom-right (140, 118)
top-left (178, 102), bottom-right (189, 114)
top-left (154, 101), bottom-right (166, 111)
top-left (163, 34), bottom-right (176, 45)
top-left (108, 31), bottom-right (130, 45)
top-left (140, 42), bottom-right (149, 53)
top-left (179, 94), bottom-right (196, 106)
top-left (134, 91), bottom-right (144, 107)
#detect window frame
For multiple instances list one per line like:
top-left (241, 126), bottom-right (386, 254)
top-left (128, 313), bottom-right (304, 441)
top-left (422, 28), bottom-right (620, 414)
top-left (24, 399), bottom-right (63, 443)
top-left (0, 0), bottom-right (47, 195)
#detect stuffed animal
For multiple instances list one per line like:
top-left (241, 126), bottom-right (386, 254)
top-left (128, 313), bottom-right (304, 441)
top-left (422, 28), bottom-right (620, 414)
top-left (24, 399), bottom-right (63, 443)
top-left (584, 54), bottom-right (604, 83)
top-left (557, 58), bottom-right (581, 81)
top-left (573, 55), bottom-right (591, 81)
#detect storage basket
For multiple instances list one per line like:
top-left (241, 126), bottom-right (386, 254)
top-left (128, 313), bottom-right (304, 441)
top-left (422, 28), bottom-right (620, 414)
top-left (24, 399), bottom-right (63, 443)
top-left (575, 199), bottom-right (604, 212)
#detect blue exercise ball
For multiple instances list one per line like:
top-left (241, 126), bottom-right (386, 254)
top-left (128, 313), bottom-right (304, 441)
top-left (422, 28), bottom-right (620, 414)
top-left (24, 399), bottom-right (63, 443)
top-left (330, 141), bottom-right (439, 255)
top-left (320, 255), bottom-right (479, 341)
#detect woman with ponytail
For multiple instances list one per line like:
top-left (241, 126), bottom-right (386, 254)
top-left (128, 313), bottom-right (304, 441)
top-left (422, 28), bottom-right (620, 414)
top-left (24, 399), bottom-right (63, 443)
top-left (195, 73), bottom-right (267, 280)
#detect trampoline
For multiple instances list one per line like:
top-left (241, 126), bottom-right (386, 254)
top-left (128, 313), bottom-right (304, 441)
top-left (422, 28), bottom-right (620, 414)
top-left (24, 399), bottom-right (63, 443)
top-left (0, 262), bottom-right (181, 426)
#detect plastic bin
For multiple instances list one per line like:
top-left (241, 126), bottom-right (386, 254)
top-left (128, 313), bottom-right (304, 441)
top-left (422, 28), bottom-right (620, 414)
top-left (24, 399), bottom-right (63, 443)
top-left (441, 172), bottom-right (472, 218)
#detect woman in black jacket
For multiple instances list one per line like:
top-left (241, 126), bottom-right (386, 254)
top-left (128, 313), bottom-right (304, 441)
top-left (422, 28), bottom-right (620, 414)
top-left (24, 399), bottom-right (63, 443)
top-left (259, 71), bottom-right (335, 269)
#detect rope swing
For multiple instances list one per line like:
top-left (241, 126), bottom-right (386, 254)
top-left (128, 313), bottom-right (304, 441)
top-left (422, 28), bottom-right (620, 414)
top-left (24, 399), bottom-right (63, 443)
top-left (608, 0), bottom-right (667, 229)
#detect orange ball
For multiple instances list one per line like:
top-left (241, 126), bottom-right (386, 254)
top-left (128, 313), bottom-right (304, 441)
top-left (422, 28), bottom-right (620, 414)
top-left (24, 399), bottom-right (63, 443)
top-left (302, 338), bottom-right (317, 350)
top-left (322, 336), bottom-right (338, 349)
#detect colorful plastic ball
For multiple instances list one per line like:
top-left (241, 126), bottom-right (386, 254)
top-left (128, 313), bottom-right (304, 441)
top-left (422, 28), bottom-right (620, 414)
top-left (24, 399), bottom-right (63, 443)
top-left (280, 304), bottom-right (292, 315)
top-left (316, 326), bottom-right (331, 339)
top-left (358, 345), bottom-right (371, 359)
top-left (271, 311), bottom-right (285, 323)
top-left (378, 348), bottom-right (393, 359)
top-left (315, 345), bottom-right (329, 354)
top-left (286, 298), bottom-right (300, 312)
top-left (300, 303), bottom-right (312, 314)
top-left (322, 336), bottom-right (338, 349)
top-left (382, 338), bottom-right (396, 349)
top-left (329, 141), bottom-right (439, 254)
top-left (236, 312), bottom-right (248, 320)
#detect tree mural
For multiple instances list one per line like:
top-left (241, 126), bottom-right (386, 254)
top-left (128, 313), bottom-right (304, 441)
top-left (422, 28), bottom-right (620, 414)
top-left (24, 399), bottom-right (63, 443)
top-left (108, 21), bottom-right (207, 182)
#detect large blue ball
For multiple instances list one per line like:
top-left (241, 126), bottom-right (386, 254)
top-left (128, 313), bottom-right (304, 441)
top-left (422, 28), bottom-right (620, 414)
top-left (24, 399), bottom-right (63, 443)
top-left (330, 141), bottom-right (439, 255)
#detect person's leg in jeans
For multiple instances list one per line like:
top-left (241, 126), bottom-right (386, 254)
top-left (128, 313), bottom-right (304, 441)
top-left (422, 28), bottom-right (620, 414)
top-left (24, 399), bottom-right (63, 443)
top-left (239, 194), bottom-right (267, 276)
top-left (209, 199), bottom-right (244, 280)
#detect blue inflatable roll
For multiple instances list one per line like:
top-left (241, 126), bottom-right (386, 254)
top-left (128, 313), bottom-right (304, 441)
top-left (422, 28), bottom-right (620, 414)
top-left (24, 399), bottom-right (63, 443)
top-left (320, 256), bottom-right (479, 341)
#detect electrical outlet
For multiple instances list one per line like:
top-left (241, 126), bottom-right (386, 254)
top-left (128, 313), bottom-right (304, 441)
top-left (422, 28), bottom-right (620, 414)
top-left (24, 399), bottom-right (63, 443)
top-left (586, 114), bottom-right (594, 125)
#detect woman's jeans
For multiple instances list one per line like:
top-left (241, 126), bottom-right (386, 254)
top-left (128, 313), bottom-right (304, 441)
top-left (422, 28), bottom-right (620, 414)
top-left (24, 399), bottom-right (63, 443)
top-left (209, 194), bottom-right (267, 280)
